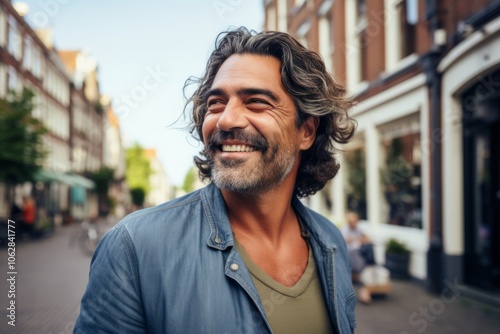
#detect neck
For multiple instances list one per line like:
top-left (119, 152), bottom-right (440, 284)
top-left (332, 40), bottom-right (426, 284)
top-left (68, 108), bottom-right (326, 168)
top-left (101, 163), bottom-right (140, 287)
top-left (221, 175), bottom-right (298, 244)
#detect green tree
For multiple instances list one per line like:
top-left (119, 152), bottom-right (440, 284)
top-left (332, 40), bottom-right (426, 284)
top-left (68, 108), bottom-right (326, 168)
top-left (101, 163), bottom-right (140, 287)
top-left (130, 187), bottom-right (146, 207)
top-left (344, 148), bottom-right (367, 219)
top-left (125, 143), bottom-right (151, 207)
top-left (182, 167), bottom-right (198, 193)
top-left (0, 89), bottom-right (47, 185)
top-left (88, 167), bottom-right (115, 216)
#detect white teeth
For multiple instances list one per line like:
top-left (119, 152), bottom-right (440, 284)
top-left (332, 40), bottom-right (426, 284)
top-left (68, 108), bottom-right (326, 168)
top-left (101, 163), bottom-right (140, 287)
top-left (221, 145), bottom-right (256, 152)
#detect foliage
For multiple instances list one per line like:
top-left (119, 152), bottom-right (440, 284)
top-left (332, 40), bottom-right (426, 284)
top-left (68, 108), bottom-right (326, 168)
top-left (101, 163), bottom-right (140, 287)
top-left (88, 167), bottom-right (115, 196)
top-left (386, 238), bottom-right (410, 254)
top-left (0, 89), bottom-right (47, 184)
top-left (125, 143), bottom-right (152, 194)
top-left (182, 167), bottom-right (198, 193)
top-left (344, 148), bottom-right (367, 219)
top-left (88, 167), bottom-right (116, 216)
top-left (130, 187), bottom-right (146, 207)
top-left (381, 138), bottom-right (412, 194)
top-left (345, 148), bottom-right (367, 202)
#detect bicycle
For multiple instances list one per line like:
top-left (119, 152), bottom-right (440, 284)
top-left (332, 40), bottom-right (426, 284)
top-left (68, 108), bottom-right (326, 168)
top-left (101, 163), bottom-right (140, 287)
top-left (70, 216), bottom-right (117, 256)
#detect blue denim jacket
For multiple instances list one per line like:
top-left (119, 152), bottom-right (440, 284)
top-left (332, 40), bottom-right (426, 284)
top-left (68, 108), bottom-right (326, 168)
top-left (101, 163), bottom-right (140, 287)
top-left (74, 183), bottom-right (357, 333)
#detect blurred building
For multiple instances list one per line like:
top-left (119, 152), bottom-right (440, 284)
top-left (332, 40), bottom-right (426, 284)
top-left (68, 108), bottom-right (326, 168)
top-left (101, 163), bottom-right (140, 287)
top-left (102, 97), bottom-right (130, 218)
top-left (58, 49), bottom-right (104, 219)
top-left (0, 1), bottom-right (103, 223)
top-left (265, 0), bottom-right (500, 300)
top-left (142, 148), bottom-right (172, 206)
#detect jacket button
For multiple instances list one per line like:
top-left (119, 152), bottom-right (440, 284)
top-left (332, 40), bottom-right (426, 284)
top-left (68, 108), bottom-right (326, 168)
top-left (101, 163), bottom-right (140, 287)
top-left (230, 263), bottom-right (239, 271)
top-left (214, 237), bottom-right (221, 244)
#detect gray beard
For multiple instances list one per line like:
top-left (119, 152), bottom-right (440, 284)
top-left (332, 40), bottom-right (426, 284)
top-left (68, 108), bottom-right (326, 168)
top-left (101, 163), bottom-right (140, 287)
top-left (210, 144), bottom-right (298, 196)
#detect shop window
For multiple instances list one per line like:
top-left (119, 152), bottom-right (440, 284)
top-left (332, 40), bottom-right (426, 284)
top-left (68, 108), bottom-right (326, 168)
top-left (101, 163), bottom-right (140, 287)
top-left (381, 132), bottom-right (422, 228)
top-left (344, 146), bottom-right (367, 220)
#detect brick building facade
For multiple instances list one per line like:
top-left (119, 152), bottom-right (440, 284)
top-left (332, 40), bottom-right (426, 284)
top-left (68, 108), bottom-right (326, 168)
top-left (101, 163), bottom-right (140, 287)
top-left (0, 0), bottom-right (104, 223)
top-left (264, 0), bottom-right (500, 301)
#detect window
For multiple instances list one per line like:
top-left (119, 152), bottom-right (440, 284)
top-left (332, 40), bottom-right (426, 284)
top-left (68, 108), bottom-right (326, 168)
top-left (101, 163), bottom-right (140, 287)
top-left (8, 66), bottom-right (18, 93)
top-left (398, 0), bottom-right (418, 58)
top-left (23, 37), bottom-right (32, 70)
top-left (7, 16), bottom-right (22, 60)
top-left (346, 0), bottom-right (368, 88)
top-left (294, 0), bottom-right (306, 8)
top-left (0, 64), bottom-right (6, 98)
top-left (0, 6), bottom-right (6, 47)
top-left (266, 5), bottom-right (276, 31)
top-left (32, 47), bottom-right (42, 78)
top-left (355, 0), bottom-right (368, 82)
top-left (319, 15), bottom-right (333, 73)
top-left (380, 118), bottom-right (422, 229)
top-left (296, 20), bottom-right (311, 49)
top-left (277, 0), bottom-right (287, 32)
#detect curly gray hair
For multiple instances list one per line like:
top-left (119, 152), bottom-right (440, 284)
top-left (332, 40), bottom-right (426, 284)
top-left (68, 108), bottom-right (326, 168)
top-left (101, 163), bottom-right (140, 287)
top-left (184, 27), bottom-right (356, 197)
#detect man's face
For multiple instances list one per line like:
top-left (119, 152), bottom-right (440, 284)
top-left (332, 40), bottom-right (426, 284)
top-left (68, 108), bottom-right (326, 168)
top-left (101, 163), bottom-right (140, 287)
top-left (201, 54), bottom-right (314, 195)
top-left (347, 213), bottom-right (359, 228)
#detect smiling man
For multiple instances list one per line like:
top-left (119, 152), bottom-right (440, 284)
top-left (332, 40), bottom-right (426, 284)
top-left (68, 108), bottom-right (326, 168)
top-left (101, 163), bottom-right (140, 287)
top-left (75, 28), bottom-right (357, 334)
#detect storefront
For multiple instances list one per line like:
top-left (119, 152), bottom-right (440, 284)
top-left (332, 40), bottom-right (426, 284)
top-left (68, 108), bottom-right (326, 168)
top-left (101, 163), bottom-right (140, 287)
top-left (439, 15), bottom-right (500, 295)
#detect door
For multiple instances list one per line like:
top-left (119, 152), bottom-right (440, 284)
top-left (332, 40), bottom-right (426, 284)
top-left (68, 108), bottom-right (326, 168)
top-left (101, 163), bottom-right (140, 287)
top-left (462, 72), bottom-right (500, 291)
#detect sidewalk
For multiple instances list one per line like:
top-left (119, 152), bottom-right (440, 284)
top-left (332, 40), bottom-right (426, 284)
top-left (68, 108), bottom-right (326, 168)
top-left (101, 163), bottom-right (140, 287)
top-left (355, 279), bottom-right (500, 334)
top-left (0, 225), bottom-right (91, 334)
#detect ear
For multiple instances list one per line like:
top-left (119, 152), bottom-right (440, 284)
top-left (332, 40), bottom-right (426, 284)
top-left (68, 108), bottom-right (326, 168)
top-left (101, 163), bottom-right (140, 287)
top-left (299, 116), bottom-right (319, 151)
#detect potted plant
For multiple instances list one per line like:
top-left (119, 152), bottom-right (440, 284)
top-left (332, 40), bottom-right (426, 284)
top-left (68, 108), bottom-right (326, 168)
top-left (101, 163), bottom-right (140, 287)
top-left (385, 238), bottom-right (410, 279)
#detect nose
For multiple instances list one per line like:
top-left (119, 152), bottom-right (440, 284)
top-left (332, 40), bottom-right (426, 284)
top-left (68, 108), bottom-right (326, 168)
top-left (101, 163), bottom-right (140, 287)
top-left (216, 99), bottom-right (249, 131)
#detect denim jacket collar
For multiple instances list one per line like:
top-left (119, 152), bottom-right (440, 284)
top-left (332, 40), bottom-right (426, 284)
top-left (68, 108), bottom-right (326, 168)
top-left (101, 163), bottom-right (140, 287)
top-left (202, 183), bottom-right (338, 253)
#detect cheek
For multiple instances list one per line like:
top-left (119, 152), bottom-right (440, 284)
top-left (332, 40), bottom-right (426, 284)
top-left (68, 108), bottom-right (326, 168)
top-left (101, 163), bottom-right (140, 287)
top-left (201, 114), bottom-right (219, 142)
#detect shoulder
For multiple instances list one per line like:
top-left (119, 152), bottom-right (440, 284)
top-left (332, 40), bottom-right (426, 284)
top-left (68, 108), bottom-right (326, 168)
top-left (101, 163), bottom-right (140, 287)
top-left (104, 188), bottom-right (209, 248)
top-left (116, 189), bottom-right (203, 228)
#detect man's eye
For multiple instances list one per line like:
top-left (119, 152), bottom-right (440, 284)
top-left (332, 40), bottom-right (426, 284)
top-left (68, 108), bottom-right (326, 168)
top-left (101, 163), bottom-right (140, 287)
top-left (247, 99), bottom-right (270, 107)
top-left (207, 100), bottom-right (222, 106)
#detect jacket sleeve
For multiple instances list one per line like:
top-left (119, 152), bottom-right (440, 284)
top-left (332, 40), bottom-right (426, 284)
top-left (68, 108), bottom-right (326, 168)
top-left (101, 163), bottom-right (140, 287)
top-left (74, 226), bottom-right (146, 333)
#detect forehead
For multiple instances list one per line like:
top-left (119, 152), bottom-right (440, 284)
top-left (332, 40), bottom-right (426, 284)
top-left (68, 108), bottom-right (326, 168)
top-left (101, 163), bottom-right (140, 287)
top-left (211, 54), bottom-right (285, 93)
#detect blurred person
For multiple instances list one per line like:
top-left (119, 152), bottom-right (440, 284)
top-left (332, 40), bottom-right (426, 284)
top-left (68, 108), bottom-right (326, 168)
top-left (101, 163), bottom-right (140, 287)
top-left (22, 196), bottom-right (36, 239)
top-left (341, 211), bottom-right (375, 304)
top-left (75, 27), bottom-right (357, 333)
top-left (10, 201), bottom-right (23, 223)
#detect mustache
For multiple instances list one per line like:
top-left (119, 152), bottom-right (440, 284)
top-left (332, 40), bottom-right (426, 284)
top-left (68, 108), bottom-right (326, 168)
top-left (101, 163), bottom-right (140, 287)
top-left (206, 129), bottom-right (268, 152)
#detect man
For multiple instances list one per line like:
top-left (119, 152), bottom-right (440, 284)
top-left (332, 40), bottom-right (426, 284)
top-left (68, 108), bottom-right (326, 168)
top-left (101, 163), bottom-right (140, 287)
top-left (341, 211), bottom-right (374, 304)
top-left (75, 27), bottom-right (357, 333)
top-left (342, 211), bottom-right (373, 274)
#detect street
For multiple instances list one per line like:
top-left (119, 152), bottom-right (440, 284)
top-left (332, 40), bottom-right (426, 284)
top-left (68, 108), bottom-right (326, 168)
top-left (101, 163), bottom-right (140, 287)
top-left (0, 225), bottom-right (90, 334)
top-left (0, 225), bottom-right (499, 334)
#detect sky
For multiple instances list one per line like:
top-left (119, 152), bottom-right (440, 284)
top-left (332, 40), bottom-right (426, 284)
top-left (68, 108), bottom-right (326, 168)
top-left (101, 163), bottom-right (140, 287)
top-left (17, 0), bottom-right (265, 186)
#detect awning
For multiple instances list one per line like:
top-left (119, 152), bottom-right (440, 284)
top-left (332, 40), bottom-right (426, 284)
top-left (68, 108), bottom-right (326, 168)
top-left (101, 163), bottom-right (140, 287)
top-left (34, 170), bottom-right (95, 190)
top-left (65, 173), bottom-right (95, 189)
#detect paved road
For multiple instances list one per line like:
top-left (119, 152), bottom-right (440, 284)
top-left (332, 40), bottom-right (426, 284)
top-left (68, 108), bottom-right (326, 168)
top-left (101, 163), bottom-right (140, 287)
top-left (1, 224), bottom-right (500, 334)
top-left (0, 225), bottom-right (91, 334)
top-left (355, 280), bottom-right (500, 334)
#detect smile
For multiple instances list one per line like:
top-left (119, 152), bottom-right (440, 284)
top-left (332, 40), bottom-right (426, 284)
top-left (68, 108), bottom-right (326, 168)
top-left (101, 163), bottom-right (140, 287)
top-left (221, 144), bottom-right (256, 152)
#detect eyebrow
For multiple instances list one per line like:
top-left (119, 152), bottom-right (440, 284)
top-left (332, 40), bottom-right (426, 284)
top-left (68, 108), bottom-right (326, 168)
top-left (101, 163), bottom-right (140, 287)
top-left (204, 87), bottom-right (280, 103)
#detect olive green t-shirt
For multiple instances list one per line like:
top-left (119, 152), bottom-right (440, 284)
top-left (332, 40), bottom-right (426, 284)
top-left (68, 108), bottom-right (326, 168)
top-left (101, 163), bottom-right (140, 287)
top-left (234, 238), bottom-right (335, 334)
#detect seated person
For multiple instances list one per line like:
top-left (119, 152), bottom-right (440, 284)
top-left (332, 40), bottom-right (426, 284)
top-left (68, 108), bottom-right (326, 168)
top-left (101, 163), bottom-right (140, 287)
top-left (341, 211), bottom-right (374, 304)
top-left (342, 211), bottom-right (374, 274)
